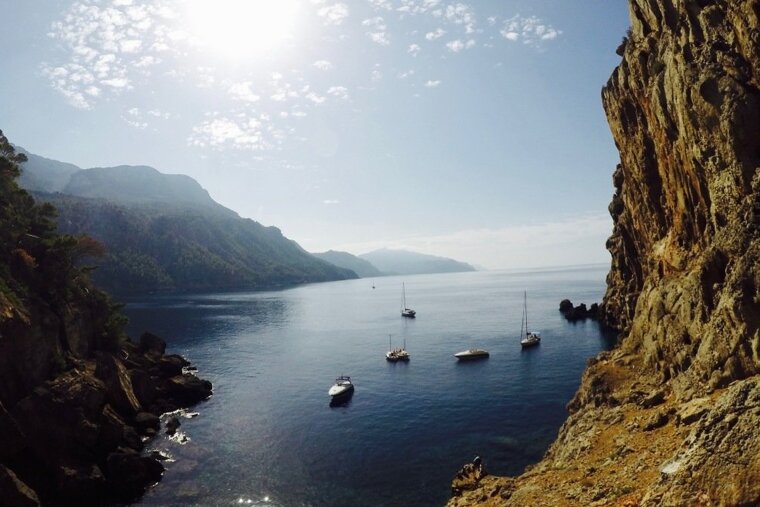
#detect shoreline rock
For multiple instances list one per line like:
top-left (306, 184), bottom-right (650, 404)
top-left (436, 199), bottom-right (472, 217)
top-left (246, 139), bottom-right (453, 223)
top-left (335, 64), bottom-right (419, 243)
top-left (559, 299), bottom-right (600, 321)
top-left (0, 332), bottom-right (212, 506)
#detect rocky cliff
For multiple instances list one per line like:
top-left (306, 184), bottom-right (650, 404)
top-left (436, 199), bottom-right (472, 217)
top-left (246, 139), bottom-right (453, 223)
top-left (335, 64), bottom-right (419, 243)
top-left (448, 1), bottom-right (760, 505)
top-left (0, 134), bottom-right (212, 506)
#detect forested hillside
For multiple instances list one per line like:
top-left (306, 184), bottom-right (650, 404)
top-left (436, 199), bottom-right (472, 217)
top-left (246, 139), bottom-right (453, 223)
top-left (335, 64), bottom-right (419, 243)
top-left (19, 154), bottom-right (357, 295)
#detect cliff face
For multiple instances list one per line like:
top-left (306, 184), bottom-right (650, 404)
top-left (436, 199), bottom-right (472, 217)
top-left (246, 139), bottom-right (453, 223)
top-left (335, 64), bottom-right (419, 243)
top-left (0, 135), bottom-right (213, 506)
top-left (449, 1), bottom-right (760, 505)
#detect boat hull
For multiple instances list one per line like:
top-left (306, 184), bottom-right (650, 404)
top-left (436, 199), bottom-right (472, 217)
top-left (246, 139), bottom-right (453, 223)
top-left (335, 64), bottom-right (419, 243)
top-left (454, 350), bottom-right (490, 360)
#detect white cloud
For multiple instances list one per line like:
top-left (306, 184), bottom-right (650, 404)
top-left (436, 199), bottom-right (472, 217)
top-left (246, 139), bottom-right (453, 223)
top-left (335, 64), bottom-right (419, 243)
top-left (228, 81), bottom-right (261, 103)
top-left (363, 16), bottom-right (389, 45)
top-left (500, 15), bottom-right (562, 46)
top-left (322, 199), bottom-right (340, 204)
top-left (408, 43), bottom-right (421, 56)
top-left (446, 39), bottom-right (464, 52)
top-left (43, 0), bottom-right (175, 108)
top-left (313, 59), bottom-right (333, 70)
top-left (425, 28), bottom-right (446, 40)
top-left (444, 3), bottom-right (476, 34)
top-left (317, 3), bottom-right (349, 25)
top-left (397, 69), bottom-right (415, 79)
top-left (306, 91), bottom-right (327, 104)
top-left (188, 113), bottom-right (283, 151)
top-left (396, 0), bottom-right (441, 15)
top-left (424, 79), bottom-right (441, 88)
top-left (327, 86), bottom-right (349, 99)
top-left (368, 0), bottom-right (392, 10)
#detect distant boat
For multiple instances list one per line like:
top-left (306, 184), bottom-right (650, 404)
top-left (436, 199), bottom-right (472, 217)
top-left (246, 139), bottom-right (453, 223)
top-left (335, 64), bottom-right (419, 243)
top-left (401, 282), bottom-right (416, 318)
top-left (328, 375), bottom-right (354, 398)
top-left (454, 349), bottom-right (490, 360)
top-left (386, 334), bottom-right (410, 362)
top-left (520, 291), bottom-right (541, 348)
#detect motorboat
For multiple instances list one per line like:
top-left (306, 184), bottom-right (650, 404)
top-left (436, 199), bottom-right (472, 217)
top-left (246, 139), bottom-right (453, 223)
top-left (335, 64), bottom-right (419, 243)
top-left (328, 375), bottom-right (354, 398)
top-left (454, 349), bottom-right (490, 360)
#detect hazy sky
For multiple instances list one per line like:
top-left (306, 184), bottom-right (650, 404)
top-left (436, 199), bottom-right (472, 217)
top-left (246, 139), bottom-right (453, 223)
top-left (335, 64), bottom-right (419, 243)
top-left (0, 0), bottom-right (630, 269)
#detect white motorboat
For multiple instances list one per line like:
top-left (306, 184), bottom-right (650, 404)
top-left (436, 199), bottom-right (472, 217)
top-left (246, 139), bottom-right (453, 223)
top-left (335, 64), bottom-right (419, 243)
top-left (328, 375), bottom-right (354, 397)
top-left (454, 349), bottom-right (490, 360)
top-left (519, 291), bottom-right (541, 348)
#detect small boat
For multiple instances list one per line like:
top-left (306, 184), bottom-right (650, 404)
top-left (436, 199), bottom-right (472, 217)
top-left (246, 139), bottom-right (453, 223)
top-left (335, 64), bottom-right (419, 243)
top-left (386, 335), bottom-right (410, 361)
top-left (520, 291), bottom-right (541, 348)
top-left (328, 375), bottom-right (354, 398)
top-left (401, 282), bottom-right (416, 318)
top-left (454, 349), bottom-right (490, 360)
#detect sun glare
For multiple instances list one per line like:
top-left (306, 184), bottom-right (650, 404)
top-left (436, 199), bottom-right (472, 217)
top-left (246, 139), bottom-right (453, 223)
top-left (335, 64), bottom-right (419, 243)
top-left (183, 0), bottom-right (300, 60)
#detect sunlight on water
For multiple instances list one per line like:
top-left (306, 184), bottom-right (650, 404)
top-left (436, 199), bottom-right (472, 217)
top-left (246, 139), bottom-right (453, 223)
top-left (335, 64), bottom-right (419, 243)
top-left (127, 267), bottom-right (615, 507)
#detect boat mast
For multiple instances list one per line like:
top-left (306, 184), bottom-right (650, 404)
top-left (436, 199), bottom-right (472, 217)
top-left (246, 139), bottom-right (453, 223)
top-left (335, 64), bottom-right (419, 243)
top-left (402, 282), bottom-right (407, 309)
top-left (524, 291), bottom-right (528, 336)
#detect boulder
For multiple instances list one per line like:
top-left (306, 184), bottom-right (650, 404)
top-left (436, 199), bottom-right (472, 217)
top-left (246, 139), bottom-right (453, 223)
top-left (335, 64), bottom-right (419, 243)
top-left (166, 375), bottom-right (213, 405)
top-left (138, 332), bottom-right (166, 356)
top-left (106, 451), bottom-right (164, 498)
top-left (158, 355), bottom-right (187, 378)
top-left (0, 465), bottom-right (40, 507)
top-left (134, 412), bottom-right (160, 434)
top-left (165, 416), bottom-right (181, 436)
top-left (56, 462), bottom-right (105, 501)
top-left (95, 353), bottom-right (141, 417)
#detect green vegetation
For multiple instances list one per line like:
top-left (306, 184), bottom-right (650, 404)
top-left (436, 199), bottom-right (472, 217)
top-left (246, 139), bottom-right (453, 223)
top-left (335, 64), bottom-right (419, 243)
top-left (18, 152), bottom-right (358, 295)
top-left (37, 193), bottom-right (358, 295)
top-left (0, 131), bottom-right (125, 355)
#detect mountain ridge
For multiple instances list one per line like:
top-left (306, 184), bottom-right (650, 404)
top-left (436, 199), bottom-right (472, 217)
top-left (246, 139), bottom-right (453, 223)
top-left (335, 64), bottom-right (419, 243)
top-left (359, 248), bottom-right (476, 276)
top-left (19, 153), bottom-right (357, 295)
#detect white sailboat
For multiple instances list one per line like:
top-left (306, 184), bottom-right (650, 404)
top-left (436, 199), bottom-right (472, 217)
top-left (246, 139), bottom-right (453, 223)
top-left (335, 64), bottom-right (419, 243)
top-left (386, 334), bottom-right (410, 362)
top-left (520, 291), bottom-right (541, 348)
top-left (401, 283), bottom-right (416, 318)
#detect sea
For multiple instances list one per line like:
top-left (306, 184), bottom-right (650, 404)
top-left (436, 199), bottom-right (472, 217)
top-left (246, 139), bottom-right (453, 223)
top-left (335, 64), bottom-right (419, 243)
top-left (125, 265), bottom-right (617, 507)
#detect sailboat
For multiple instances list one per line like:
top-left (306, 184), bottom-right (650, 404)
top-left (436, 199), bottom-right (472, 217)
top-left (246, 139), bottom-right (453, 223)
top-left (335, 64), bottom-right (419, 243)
top-left (520, 291), bottom-right (541, 348)
top-left (401, 283), bottom-right (416, 318)
top-left (386, 334), bottom-right (410, 362)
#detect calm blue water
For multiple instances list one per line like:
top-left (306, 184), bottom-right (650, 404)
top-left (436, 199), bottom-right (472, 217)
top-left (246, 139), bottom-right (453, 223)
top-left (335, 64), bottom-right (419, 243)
top-left (125, 266), bottom-right (615, 507)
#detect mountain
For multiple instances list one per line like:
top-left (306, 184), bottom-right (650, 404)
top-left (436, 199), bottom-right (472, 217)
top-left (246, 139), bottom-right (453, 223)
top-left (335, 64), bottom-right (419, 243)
top-left (64, 165), bottom-right (230, 213)
top-left (312, 250), bottom-right (385, 278)
top-left (15, 147), bottom-right (81, 192)
top-left (18, 154), bottom-right (357, 295)
top-left (358, 249), bottom-right (475, 276)
top-left (449, 2), bottom-right (760, 505)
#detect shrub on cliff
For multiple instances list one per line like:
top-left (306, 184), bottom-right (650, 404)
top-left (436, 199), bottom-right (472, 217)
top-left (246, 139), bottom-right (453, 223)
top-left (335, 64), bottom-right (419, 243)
top-left (0, 130), bottom-right (127, 395)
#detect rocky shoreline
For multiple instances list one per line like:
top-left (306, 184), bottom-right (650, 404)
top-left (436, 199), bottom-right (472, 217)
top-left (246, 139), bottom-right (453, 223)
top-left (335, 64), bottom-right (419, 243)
top-left (448, 0), bottom-right (760, 504)
top-left (0, 332), bottom-right (212, 506)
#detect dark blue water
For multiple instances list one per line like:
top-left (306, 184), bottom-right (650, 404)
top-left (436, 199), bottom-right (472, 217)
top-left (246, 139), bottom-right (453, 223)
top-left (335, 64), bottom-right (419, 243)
top-left (126, 265), bottom-right (615, 507)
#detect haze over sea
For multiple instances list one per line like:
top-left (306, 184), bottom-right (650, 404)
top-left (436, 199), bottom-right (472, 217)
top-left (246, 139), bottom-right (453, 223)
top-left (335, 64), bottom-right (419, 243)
top-left (125, 265), bottom-right (615, 507)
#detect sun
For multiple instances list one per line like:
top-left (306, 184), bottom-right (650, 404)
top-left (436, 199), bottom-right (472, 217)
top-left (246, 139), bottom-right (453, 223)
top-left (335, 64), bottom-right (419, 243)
top-left (183, 0), bottom-right (300, 60)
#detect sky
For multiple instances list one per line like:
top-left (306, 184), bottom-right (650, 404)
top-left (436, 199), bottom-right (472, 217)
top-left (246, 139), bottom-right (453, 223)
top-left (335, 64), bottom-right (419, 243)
top-left (0, 0), bottom-right (631, 269)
